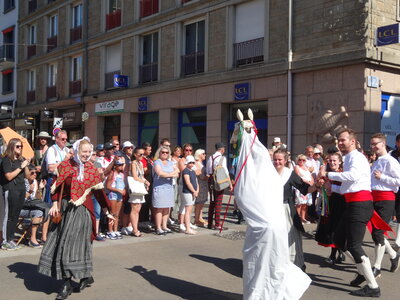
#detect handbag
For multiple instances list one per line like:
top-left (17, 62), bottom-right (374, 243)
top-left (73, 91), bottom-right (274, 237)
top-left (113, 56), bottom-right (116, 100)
top-left (127, 176), bottom-right (148, 196)
top-left (51, 182), bottom-right (64, 224)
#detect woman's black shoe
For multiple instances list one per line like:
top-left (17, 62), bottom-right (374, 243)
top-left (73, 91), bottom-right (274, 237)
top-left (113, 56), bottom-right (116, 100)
top-left (56, 279), bottom-right (73, 300)
top-left (336, 251), bottom-right (346, 263)
top-left (76, 276), bottom-right (94, 292)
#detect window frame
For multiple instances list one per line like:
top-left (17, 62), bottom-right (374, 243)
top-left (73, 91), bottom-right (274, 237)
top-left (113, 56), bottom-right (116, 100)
top-left (72, 3), bottom-right (83, 28)
top-left (48, 63), bottom-right (58, 86)
top-left (71, 56), bottom-right (82, 81)
top-left (28, 69), bottom-right (36, 91)
top-left (49, 14), bottom-right (58, 38)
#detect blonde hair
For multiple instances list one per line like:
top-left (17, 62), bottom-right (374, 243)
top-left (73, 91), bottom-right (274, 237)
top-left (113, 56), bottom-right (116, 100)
top-left (194, 149), bottom-right (205, 161)
top-left (296, 154), bottom-right (307, 162)
top-left (153, 146), bottom-right (171, 161)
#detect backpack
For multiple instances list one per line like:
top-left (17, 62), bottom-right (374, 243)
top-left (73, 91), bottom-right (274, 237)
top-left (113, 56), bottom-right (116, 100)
top-left (40, 146), bottom-right (57, 180)
top-left (212, 156), bottom-right (230, 191)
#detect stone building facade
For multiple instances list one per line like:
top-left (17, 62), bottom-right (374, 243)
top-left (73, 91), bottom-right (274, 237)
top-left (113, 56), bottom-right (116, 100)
top-left (14, 0), bottom-right (400, 155)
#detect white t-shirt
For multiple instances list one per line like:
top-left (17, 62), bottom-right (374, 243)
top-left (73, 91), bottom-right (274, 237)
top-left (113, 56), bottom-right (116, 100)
top-left (46, 145), bottom-right (69, 174)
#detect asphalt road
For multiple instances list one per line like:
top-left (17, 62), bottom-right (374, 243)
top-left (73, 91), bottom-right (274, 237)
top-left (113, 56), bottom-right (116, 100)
top-left (1, 218), bottom-right (400, 299)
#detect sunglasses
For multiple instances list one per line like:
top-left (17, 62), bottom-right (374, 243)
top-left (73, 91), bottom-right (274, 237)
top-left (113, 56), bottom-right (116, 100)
top-left (125, 147), bottom-right (133, 149)
top-left (30, 171), bottom-right (37, 175)
top-left (16, 145), bottom-right (23, 149)
top-left (136, 153), bottom-right (144, 156)
top-left (161, 151), bottom-right (169, 154)
top-left (60, 138), bottom-right (67, 141)
top-left (298, 159), bottom-right (306, 162)
top-left (184, 149), bottom-right (192, 152)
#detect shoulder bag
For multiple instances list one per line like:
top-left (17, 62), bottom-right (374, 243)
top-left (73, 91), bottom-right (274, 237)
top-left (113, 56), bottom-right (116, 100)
top-left (213, 156), bottom-right (230, 191)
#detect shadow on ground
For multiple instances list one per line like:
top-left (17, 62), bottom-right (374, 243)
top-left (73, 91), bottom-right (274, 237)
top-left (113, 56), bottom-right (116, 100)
top-left (7, 262), bottom-right (61, 295)
top-left (189, 254), bottom-right (242, 278)
top-left (129, 265), bottom-right (242, 300)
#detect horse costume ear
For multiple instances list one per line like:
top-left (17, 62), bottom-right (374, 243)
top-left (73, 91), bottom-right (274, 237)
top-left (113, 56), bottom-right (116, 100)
top-left (247, 109), bottom-right (253, 121)
top-left (237, 109), bottom-right (244, 121)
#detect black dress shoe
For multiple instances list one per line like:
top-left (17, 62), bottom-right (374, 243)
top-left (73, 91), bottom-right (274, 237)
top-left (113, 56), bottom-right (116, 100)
top-left (325, 257), bottom-right (335, 265)
top-left (372, 267), bottom-right (381, 279)
top-left (350, 273), bottom-right (366, 287)
top-left (349, 285), bottom-right (381, 297)
top-left (56, 279), bottom-right (73, 300)
top-left (390, 252), bottom-right (400, 272)
top-left (76, 276), bottom-right (94, 292)
top-left (336, 251), bottom-right (346, 263)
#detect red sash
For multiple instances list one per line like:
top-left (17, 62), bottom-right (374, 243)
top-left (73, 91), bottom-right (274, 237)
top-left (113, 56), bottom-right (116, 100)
top-left (367, 210), bottom-right (395, 238)
top-left (371, 190), bottom-right (396, 201)
top-left (344, 190), bottom-right (372, 203)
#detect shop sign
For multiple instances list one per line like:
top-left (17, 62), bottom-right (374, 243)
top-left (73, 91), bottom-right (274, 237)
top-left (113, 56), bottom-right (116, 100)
top-left (114, 75), bottom-right (129, 88)
top-left (95, 100), bottom-right (124, 115)
top-left (138, 97), bottom-right (148, 111)
top-left (234, 83), bottom-right (250, 101)
top-left (376, 24), bottom-right (400, 46)
top-left (62, 112), bottom-right (76, 123)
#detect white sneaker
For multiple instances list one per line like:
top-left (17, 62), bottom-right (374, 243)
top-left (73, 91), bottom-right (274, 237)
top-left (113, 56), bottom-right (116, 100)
top-left (106, 232), bottom-right (117, 240)
top-left (179, 224), bottom-right (186, 232)
top-left (167, 218), bottom-right (175, 225)
top-left (114, 231), bottom-right (123, 239)
top-left (121, 227), bottom-right (132, 236)
top-left (190, 223), bottom-right (198, 229)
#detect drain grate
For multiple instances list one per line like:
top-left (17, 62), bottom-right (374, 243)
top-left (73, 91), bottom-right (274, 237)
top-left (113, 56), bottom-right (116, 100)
top-left (215, 231), bottom-right (246, 240)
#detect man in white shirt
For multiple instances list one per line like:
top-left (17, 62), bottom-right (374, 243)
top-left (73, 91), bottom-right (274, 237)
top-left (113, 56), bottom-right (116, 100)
top-left (321, 129), bottom-right (380, 297)
top-left (44, 130), bottom-right (70, 203)
top-left (206, 142), bottom-right (232, 230)
top-left (369, 133), bottom-right (400, 277)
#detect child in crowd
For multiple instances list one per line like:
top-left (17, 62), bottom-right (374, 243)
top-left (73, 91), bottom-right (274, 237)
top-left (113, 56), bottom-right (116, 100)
top-left (181, 155), bottom-right (199, 235)
top-left (106, 159), bottom-right (126, 240)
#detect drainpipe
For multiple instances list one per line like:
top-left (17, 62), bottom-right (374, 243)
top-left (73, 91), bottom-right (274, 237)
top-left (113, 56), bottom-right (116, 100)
top-left (287, 0), bottom-right (293, 151)
top-left (83, 0), bottom-right (89, 137)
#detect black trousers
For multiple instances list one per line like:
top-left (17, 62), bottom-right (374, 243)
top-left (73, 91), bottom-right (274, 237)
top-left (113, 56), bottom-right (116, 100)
top-left (345, 201), bottom-right (374, 263)
top-left (372, 200), bottom-right (395, 246)
top-left (395, 191), bottom-right (400, 222)
top-left (4, 189), bottom-right (26, 241)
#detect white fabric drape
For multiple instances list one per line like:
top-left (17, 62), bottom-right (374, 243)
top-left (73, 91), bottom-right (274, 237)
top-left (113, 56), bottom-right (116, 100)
top-left (234, 127), bottom-right (311, 300)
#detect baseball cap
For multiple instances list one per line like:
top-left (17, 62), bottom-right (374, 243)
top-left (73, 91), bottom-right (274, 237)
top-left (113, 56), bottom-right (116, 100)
top-left (96, 144), bottom-right (104, 151)
top-left (313, 148), bottom-right (321, 154)
top-left (114, 159), bottom-right (124, 166)
top-left (273, 137), bottom-right (281, 143)
top-left (122, 141), bottom-right (134, 149)
top-left (185, 155), bottom-right (195, 164)
top-left (104, 142), bottom-right (114, 150)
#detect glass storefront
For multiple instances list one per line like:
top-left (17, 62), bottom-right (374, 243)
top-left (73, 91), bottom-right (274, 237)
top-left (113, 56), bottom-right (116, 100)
top-left (103, 115), bottom-right (121, 142)
top-left (138, 112), bottom-right (159, 152)
top-left (178, 107), bottom-right (206, 151)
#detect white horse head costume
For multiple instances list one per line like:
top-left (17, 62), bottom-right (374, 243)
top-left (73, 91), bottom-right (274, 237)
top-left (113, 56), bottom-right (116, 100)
top-left (231, 109), bottom-right (310, 300)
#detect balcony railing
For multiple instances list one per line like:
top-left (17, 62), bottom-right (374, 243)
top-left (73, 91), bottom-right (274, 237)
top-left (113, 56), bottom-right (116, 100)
top-left (139, 63), bottom-right (158, 84)
top-left (106, 10), bottom-right (121, 31)
top-left (0, 45), bottom-right (14, 69)
top-left (70, 26), bottom-right (82, 43)
top-left (182, 0), bottom-right (193, 3)
top-left (181, 52), bottom-right (204, 76)
top-left (140, 0), bottom-right (159, 18)
top-left (46, 86), bottom-right (57, 99)
top-left (105, 71), bottom-right (121, 90)
top-left (27, 45), bottom-right (36, 59)
top-left (28, 0), bottom-right (37, 13)
top-left (69, 80), bottom-right (81, 95)
top-left (27, 90), bottom-right (36, 103)
top-left (233, 37), bottom-right (264, 67)
top-left (47, 36), bottom-right (58, 52)
top-left (4, 0), bottom-right (15, 12)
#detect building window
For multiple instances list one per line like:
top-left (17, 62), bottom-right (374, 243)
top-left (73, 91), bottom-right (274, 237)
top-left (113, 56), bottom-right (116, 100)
top-left (181, 20), bottom-right (205, 76)
top-left (138, 112), bottom-right (159, 151)
top-left (105, 44), bottom-right (121, 90)
top-left (1, 27), bottom-right (14, 62)
top-left (27, 25), bottom-right (36, 59)
top-left (71, 4), bottom-right (83, 43)
top-left (70, 56), bottom-right (82, 95)
top-left (28, 0), bottom-right (37, 13)
top-left (2, 69), bottom-right (13, 94)
top-left (140, 0), bottom-right (159, 18)
top-left (140, 32), bottom-right (158, 84)
top-left (47, 63), bottom-right (57, 99)
top-left (48, 15), bottom-right (58, 52)
top-left (106, 0), bottom-right (121, 30)
top-left (178, 107), bottom-right (206, 150)
top-left (4, 0), bottom-right (15, 12)
top-left (27, 70), bottom-right (36, 103)
top-left (234, 0), bottom-right (265, 67)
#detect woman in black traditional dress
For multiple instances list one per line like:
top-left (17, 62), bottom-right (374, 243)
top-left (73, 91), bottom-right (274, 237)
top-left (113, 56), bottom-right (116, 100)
top-left (38, 138), bottom-right (114, 300)
top-left (273, 148), bottom-right (313, 270)
top-left (315, 152), bottom-right (346, 264)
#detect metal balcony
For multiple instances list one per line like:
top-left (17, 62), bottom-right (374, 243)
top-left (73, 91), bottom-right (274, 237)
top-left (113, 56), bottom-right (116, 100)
top-left (27, 45), bottom-right (36, 59)
top-left (0, 45), bottom-right (15, 69)
top-left (140, 0), bottom-right (159, 18)
top-left (106, 10), bottom-right (121, 31)
top-left (27, 90), bottom-right (36, 103)
top-left (139, 63), bottom-right (158, 84)
top-left (69, 80), bottom-right (81, 95)
top-left (233, 37), bottom-right (264, 67)
top-left (70, 26), bottom-right (82, 43)
top-left (46, 86), bottom-right (57, 100)
top-left (181, 52), bottom-right (204, 76)
top-left (28, 0), bottom-right (37, 13)
top-left (47, 36), bottom-right (58, 52)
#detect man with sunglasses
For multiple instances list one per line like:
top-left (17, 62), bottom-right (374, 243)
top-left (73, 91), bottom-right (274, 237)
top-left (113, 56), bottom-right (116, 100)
top-left (206, 142), bottom-right (232, 230)
top-left (44, 130), bottom-right (71, 204)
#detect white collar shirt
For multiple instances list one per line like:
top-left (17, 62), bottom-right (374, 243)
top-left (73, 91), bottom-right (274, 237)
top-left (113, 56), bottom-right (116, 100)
top-left (371, 153), bottom-right (400, 192)
top-left (206, 151), bottom-right (227, 176)
top-left (328, 149), bottom-right (371, 194)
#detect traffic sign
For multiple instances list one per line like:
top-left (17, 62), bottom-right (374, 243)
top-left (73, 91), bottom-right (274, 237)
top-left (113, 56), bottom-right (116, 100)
top-left (53, 127), bottom-right (61, 136)
top-left (53, 117), bottom-right (63, 128)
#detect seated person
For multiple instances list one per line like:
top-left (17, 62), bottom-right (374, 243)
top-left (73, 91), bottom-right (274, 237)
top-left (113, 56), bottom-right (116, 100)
top-left (19, 165), bottom-right (46, 248)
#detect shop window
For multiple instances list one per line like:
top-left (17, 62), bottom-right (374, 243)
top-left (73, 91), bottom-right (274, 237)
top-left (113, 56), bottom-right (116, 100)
top-left (103, 115), bottom-right (121, 143)
top-left (181, 20), bottom-right (205, 76)
top-left (178, 107), bottom-right (206, 150)
top-left (234, 0), bottom-right (264, 67)
top-left (140, 32), bottom-right (158, 84)
top-left (138, 112), bottom-right (159, 152)
top-left (381, 94), bottom-right (389, 119)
